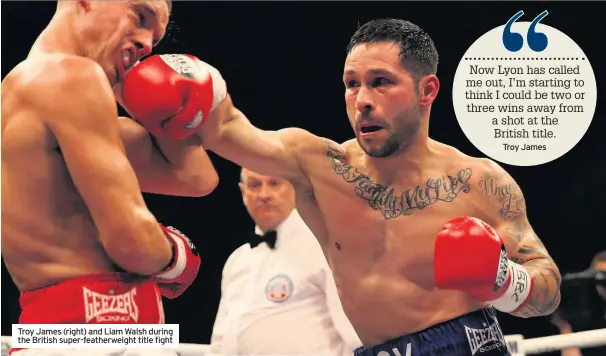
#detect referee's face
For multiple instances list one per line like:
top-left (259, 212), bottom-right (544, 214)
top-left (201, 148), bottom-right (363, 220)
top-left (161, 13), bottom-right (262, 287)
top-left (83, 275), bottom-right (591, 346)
top-left (239, 169), bottom-right (296, 232)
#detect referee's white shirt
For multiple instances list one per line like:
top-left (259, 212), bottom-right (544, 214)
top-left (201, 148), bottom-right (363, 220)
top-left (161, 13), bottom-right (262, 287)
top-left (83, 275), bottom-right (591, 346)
top-left (209, 209), bottom-right (361, 356)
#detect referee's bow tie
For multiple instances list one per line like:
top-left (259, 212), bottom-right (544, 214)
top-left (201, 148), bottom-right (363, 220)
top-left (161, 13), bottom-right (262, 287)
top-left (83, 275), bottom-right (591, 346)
top-left (249, 230), bottom-right (277, 249)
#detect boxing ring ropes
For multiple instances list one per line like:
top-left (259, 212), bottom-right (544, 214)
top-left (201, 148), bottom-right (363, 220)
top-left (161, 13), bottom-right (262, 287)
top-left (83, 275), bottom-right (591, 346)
top-left (1, 329), bottom-right (605, 356)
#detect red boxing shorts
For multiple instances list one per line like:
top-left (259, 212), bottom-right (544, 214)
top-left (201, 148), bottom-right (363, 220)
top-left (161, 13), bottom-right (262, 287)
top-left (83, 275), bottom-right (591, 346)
top-left (11, 273), bottom-right (165, 355)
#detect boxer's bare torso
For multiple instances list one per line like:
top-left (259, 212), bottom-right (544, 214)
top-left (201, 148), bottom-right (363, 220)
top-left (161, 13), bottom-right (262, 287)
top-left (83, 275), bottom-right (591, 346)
top-left (2, 56), bottom-right (117, 291)
top-left (3, 0), bottom-right (214, 294)
top-left (1, 52), bottom-right (180, 291)
top-left (204, 109), bottom-right (520, 345)
top-left (293, 136), bottom-right (501, 345)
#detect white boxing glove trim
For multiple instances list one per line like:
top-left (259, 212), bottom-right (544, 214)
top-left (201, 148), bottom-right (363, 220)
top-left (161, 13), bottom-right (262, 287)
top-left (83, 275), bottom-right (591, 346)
top-left (195, 60), bottom-right (227, 111)
top-left (490, 260), bottom-right (533, 313)
top-left (156, 229), bottom-right (187, 281)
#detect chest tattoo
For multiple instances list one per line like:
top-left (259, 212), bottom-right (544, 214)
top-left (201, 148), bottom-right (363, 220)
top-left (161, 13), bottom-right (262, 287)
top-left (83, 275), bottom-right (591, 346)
top-left (326, 143), bottom-right (473, 219)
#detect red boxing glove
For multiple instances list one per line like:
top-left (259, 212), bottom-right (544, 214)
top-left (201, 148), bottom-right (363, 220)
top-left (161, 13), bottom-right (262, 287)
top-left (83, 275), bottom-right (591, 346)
top-left (120, 54), bottom-right (227, 140)
top-left (156, 225), bottom-right (201, 299)
top-left (434, 216), bottom-right (534, 313)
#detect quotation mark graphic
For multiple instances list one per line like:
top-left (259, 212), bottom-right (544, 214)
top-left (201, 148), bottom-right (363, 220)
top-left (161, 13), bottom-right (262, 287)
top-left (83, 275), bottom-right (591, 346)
top-left (502, 10), bottom-right (549, 52)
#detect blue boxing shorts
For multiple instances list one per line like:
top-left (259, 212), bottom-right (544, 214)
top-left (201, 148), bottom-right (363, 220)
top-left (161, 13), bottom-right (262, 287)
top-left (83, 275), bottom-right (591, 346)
top-left (354, 307), bottom-right (510, 356)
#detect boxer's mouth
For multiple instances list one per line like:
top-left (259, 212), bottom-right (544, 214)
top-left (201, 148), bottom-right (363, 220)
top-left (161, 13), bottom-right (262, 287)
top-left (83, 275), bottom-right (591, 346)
top-left (122, 48), bottom-right (135, 71)
top-left (358, 120), bottom-right (386, 134)
top-left (360, 125), bottom-right (383, 134)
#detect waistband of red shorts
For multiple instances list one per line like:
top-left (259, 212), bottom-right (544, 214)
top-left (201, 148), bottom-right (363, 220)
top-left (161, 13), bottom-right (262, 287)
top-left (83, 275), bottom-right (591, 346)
top-left (23, 272), bottom-right (152, 291)
top-left (18, 272), bottom-right (164, 325)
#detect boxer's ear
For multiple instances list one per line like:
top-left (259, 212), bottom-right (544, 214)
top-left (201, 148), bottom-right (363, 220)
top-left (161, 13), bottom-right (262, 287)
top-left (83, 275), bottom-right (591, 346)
top-left (418, 74), bottom-right (440, 108)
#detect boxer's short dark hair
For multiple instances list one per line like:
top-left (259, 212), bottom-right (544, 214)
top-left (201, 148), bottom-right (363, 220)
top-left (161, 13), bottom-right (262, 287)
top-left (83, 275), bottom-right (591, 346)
top-left (346, 18), bottom-right (439, 83)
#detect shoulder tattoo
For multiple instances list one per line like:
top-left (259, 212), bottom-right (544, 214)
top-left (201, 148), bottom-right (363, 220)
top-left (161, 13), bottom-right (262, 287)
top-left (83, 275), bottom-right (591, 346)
top-left (478, 173), bottom-right (526, 221)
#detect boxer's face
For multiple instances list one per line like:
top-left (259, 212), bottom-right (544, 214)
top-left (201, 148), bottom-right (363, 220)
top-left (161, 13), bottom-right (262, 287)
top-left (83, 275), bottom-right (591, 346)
top-left (77, 0), bottom-right (169, 85)
top-left (239, 169), bottom-right (295, 232)
top-left (343, 41), bottom-right (438, 157)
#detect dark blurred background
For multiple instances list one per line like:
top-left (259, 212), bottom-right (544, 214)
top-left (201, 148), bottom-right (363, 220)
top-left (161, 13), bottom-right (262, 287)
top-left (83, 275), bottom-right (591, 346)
top-left (2, 0), bottom-right (605, 352)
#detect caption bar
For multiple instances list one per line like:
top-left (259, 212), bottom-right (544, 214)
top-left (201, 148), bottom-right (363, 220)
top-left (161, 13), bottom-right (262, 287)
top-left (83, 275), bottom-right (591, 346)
top-left (11, 324), bottom-right (179, 348)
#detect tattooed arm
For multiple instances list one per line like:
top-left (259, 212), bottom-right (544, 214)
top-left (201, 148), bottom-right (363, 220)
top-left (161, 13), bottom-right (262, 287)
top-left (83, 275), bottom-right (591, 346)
top-left (478, 161), bottom-right (561, 318)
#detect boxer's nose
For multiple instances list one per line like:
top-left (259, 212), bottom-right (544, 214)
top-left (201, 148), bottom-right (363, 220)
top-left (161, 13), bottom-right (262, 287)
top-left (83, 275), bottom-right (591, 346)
top-left (133, 33), bottom-right (153, 59)
top-left (355, 86), bottom-right (375, 114)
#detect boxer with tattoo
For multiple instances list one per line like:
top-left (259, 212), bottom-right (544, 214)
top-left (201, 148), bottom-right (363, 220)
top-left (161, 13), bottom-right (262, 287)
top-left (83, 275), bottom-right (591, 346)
top-left (133, 18), bottom-right (561, 356)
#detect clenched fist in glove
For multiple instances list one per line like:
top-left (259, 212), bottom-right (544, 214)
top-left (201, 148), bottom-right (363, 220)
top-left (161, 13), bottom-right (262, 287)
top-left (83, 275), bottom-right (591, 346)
top-left (156, 225), bottom-right (201, 299)
top-left (119, 54), bottom-right (227, 140)
top-left (434, 216), bottom-right (533, 313)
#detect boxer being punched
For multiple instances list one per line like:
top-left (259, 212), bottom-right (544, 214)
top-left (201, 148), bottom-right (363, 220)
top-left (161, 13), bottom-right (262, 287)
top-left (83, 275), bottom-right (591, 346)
top-left (1, 1), bottom-right (212, 353)
top-left (131, 19), bottom-right (561, 356)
